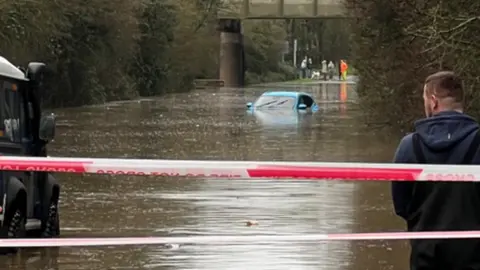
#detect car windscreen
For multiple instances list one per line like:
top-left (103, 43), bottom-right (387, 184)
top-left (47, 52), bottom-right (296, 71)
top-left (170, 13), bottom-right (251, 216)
top-left (253, 96), bottom-right (296, 109)
top-left (0, 80), bottom-right (23, 142)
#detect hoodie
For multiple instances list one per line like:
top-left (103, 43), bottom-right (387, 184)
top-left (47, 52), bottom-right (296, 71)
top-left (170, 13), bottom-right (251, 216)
top-left (392, 111), bottom-right (480, 269)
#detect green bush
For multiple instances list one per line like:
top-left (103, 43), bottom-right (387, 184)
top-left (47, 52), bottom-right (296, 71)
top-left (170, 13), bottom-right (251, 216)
top-left (243, 20), bottom-right (295, 84)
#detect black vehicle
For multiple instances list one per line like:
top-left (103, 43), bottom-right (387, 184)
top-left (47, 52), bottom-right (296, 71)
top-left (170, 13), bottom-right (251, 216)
top-left (0, 56), bottom-right (59, 253)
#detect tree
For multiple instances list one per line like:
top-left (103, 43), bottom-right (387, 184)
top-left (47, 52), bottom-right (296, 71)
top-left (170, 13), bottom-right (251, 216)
top-left (346, 0), bottom-right (480, 130)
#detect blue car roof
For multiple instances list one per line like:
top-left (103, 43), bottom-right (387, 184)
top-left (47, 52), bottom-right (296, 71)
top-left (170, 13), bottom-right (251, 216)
top-left (261, 91), bottom-right (312, 98)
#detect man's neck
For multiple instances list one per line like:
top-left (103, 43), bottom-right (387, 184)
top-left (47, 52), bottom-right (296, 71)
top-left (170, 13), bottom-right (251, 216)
top-left (433, 108), bottom-right (463, 116)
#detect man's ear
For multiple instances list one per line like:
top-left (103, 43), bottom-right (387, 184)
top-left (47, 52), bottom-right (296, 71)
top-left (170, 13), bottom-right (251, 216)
top-left (431, 95), bottom-right (438, 109)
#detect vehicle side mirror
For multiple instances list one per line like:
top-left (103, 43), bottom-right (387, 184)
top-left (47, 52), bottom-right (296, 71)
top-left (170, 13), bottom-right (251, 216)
top-left (26, 62), bottom-right (47, 87)
top-left (298, 104), bottom-right (307, 110)
top-left (246, 102), bottom-right (253, 108)
top-left (39, 113), bottom-right (56, 142)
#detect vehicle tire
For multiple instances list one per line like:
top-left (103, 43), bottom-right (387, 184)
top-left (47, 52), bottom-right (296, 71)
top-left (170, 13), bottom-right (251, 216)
top-left (0, 207), bottom-right (27, 254)
top-left (41, 202), bottom-right (59, 238)
top-left (8, 208), bottom-right (26, 238)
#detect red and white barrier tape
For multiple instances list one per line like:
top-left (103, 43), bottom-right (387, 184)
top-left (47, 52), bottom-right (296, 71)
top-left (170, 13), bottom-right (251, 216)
top-left (1, 230), bottom-right (480, 248)
top-left (0, 156), bottom-right (476, 181)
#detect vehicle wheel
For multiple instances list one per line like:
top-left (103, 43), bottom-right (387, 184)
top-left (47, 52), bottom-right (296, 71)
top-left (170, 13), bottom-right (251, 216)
top-left (8, 208), bottom-right (26, 238)
top-left (0, 208), bottom-right (27, 254)
top-left (41, 202), bottom-right (59, 238)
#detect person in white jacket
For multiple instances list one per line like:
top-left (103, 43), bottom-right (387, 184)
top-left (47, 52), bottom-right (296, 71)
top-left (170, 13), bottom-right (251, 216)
top-left (300, 57), bottom-right (307, 78)
top-left (321, 60), bottom-right (328, 80)
top-left (327, 61), bottom-right (335, 80)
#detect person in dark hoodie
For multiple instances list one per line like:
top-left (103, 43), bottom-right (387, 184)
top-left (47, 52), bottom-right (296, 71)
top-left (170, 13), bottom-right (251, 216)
top-left (392, 71), bottom-right (480, 270)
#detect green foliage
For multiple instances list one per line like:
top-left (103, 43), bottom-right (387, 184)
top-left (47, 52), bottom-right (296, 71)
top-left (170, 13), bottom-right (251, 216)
top-left (131, 0), bottom-right (176, 96)
top-left (243, 20), bottom-right (295, 84)
top-left (346, 0), bottom-right (480, 130)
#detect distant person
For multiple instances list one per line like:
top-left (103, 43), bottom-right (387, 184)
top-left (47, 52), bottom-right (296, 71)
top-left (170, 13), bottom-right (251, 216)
top-left (338, 60), bottom-right (342, 80)
top-left (300, 57), bottom-right (307, 78)
top-left (327, 61), bottom-right (335, 80)
top-left (392, 71), bottom-right (480, 270)
top-left (307, 57), bottom-right (313, 79)
top-left (321, 60), bottom-right (328, 80)
top-left (340, 60), bottom-right (348, 81)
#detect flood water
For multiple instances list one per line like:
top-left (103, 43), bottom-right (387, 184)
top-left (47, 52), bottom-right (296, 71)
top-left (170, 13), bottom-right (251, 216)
top-left (2, 81), bottom-right (411, 270)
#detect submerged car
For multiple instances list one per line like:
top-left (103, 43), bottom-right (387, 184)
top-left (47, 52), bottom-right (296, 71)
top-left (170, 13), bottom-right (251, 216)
top-left (246, 91), bottom-right (319, 112)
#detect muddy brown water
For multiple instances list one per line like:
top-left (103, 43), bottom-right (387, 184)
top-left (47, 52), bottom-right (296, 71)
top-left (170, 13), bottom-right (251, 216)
top-left (2, 81), bottom-right (410, 270)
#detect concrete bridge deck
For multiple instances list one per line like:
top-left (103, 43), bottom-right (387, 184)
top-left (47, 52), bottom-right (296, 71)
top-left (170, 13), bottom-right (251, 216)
top-left (218, 0), bottom-right (346, 19)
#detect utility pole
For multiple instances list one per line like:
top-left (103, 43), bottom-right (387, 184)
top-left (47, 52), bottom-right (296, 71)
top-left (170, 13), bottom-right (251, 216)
top-left (293, 39), bottom-right (297, 68)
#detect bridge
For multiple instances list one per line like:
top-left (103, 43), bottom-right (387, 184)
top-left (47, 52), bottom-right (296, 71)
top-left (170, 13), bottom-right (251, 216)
top-left (215, 0), bottom-right (347, 87)
top-left (218, 0), bottom-right (346, 19)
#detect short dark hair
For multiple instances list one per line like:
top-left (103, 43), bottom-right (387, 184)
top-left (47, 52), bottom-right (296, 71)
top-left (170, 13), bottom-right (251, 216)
top-left (425, 71), bottom-right (464, 103)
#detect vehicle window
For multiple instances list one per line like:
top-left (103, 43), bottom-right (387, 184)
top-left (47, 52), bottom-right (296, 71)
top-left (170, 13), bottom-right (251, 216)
top-left (0, 80), bottom-right (22, 142)
top-left (254, 96), bottom-right (296, 109)
top-left (301, 95), bottom-right (314, 107)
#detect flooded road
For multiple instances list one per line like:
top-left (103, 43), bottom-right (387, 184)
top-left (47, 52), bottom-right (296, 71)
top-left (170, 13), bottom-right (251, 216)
top-left (3, 81), bottom-right (410, 269)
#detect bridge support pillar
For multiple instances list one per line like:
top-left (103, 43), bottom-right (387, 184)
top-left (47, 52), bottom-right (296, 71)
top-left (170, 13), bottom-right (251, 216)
top-left (218, 19), bottom-right (244, 88)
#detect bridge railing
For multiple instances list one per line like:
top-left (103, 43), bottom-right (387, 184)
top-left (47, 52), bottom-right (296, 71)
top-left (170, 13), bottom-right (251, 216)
top-left (217, 0), bottom-right (347, 19)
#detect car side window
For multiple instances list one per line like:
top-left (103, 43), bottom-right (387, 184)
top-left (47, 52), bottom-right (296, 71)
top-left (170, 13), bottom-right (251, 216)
top-left (301, 95), bottom-right (314, 108)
